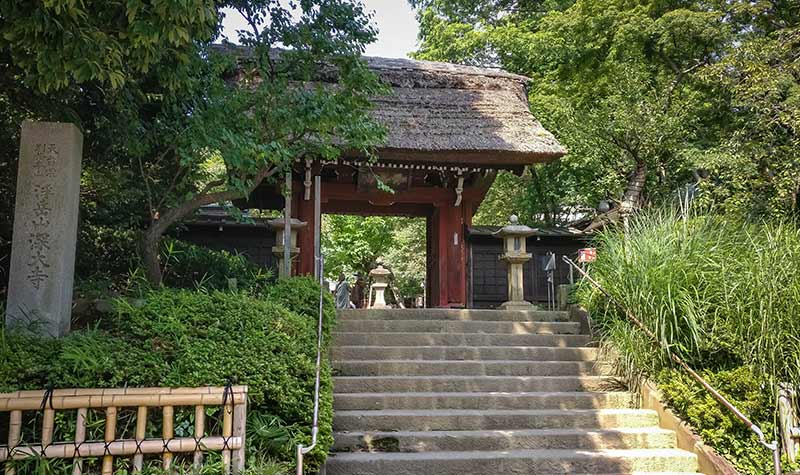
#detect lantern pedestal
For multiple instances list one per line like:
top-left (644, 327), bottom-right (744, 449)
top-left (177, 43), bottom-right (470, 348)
top-left (369, 264), bottom-right (391, 309)
top-left (494, 216), bottom-right (537, 311)
top-left (268, 216), bottom-right (307, 278)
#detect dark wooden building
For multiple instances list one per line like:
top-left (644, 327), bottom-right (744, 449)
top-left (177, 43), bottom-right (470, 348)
top-left (467, 226), bottom-right (587, 308)
top-left (175, 206), bottom-right (276, 269)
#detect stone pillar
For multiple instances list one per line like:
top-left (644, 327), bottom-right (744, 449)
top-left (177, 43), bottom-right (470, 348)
top-left (268, 216), bottom-right (307, 278)
top-left (557, 284), bottom-right (573, 310)
top-left (494, 215), bottom-right (537, 311)
top-left (369, 264), bottom-right (391, 309)
top-left (6, 122), bottom-right (83, 337)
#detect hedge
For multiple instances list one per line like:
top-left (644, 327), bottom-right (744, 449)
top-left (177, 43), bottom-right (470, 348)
top-left (1, 279), bottom-right (334, 473)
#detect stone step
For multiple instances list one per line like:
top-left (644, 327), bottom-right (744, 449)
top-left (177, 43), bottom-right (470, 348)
top-left (325, 448), bottom-right (698, 474)
top-left (337, 308), bottom-right (571, 322)
top-left (332, 332), bottom-right (592, 347)
top-left (336, 320), bottom-right (581, 334)
top-left (331, 345), bottom-right (598, 361)
top-left (332, 427), bottom-right (677, 452)
top-left (333, 408), bottom-right (659, 432)
top-left (334, 375), bottom-right (622, 394)
top-left (332, 391), bottom-right (635, 411)
top-left (333, 360), bottom-right (610, 377)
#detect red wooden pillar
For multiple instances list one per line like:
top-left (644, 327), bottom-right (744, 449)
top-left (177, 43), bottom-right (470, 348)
top-left (430, 203), bottom-right (467, 308)
top-left (295, 180), bottom-right (316, 276)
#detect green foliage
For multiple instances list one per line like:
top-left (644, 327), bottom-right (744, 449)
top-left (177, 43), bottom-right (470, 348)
top-left (656, 367), bottom-right (797, 474)
top-left (0, 281), bottom-right (335, 470)
top-left (577, 204), bottom-right (800, 472)
top-left (73, 232), bottom-right (272, 297)
top-left (0, 0), bottom-right (388, 288)
top-left (383, 218), bottom-right (427, 298)
top-left (411, 0), bottom-right (800, 223)
top-left (264, 276), bottom-right (335, 338)
top-left (161, 239), bottom-right (272, 294)
top-left (75, 226), bottom-right (139, 284)
top-left (0, 1), bottom-right (220, 92)
top-left (322, 215), bottom-right (426, 298)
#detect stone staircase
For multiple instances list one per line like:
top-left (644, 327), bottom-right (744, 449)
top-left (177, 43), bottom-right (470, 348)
top-left (326, 308), bottom-right (700, 475)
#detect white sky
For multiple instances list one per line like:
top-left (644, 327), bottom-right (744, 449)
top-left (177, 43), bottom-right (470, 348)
top-left (219, 1), bottom-right (420, 59)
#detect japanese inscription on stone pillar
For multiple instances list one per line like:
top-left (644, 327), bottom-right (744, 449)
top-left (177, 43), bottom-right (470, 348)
top-left (6, 122), bottom-right (83, 337)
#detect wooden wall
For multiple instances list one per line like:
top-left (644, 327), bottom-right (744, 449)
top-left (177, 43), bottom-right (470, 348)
top-left (467, 229), bottom-right (587, 308)
top-left (176, 222), bottom-right (277, 271)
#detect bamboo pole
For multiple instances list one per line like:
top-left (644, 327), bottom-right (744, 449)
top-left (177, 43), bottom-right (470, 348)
top-left (1, 386), bottom-right (248, 401)
top-left (41, 408), bottom-right (55, 448)
top-left (0, 437), bottom-right (243, 460)
top-left (132, 406), bottom-right (147, 472)
top-left (72, 408), bottom-right (87, 475)
top-left (102, 407), bottom-right (117, 475)
top-left (0, 391), bottom-right (247, 411)
top-left (6, 410), bottom-right (21, 475)
top-left (222, 400), bottom-right (233, 474)
top-left (162, 406), bottom-right (174, 471)
top-left (231, 397), bottom-right (247, 475)
top-left (193, 405), bottom-right (205, 469)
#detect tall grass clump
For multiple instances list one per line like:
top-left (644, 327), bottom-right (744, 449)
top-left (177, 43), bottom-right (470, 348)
top-left (577, 205), bottom-right (800, 472)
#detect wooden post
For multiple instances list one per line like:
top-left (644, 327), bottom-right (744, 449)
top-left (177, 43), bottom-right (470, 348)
top-left (231, 397), bottom-right (247, 474)
top-left (72, 408), bottom-right (87, 475)
top-left (6, 410), bottom-right (21, 475)
top-left (314, 175), bottom-right (321, 279)
top-left (41, 408), bottom-right (55, 448)
top-left (222, 400), bottom-right (233, 474)
top-left (193, 405), bottom-right (205, 469)
top-left (132, 406), bottom-right (147, 472)
top-left (162, 406), bottom-right (174, 471)
top-left (102, 407), bottom-right (117, 475)
top-left (284, 171), bottom-right (292, 277)
top-left (779, 384), bottom-right (798, 462)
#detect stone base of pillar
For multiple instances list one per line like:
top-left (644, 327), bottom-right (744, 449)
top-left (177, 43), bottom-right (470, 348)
top-left (499, 300), bottom-right (539, 311)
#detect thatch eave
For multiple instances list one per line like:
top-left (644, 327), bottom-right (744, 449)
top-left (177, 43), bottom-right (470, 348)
top-left (211, 43), bottom-right (567, 167)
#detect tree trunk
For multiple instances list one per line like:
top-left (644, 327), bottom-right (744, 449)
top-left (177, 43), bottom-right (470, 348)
top-left (621, 160), bottom-right (647, 216)
top-left (138, 166), bottom-right (280, 286)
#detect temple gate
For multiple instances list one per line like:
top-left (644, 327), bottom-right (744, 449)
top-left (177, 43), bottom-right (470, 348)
top-left (238, 55), bottom-right (566, 308)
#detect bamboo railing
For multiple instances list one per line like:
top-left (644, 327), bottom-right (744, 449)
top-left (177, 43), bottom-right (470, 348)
top-left (778, 384), bottom-right (799, 463)
top-left (0, 385), bottom-right (248, 475)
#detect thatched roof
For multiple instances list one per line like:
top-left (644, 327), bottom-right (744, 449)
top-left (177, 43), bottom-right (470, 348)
top-left (214, 44), bottom-right (566, 167)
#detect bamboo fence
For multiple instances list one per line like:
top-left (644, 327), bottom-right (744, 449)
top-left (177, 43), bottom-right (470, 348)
top-left (0, 385), bottom-right (248, 475)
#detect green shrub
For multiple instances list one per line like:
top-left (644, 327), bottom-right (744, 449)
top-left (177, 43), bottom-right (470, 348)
top-left (1, 282), bottom-right (334, 472)
top-left (74, 232), bottom-right (274, 298)
top-left (160, 239), bottom-right (273, 294)
top-left (264, 276), bottom-right (335, 337)
top-left (577, 206), bottom-right (800, 473)
top-left (657, 367), bottom-right (779, 474)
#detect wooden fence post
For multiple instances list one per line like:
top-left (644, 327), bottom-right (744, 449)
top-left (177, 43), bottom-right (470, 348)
top-left (162, 406), bottom-right (174, 471)
top-left (102, 407), bottom-right (117, 475)
top-left (72, 407), bottom-right (87, 475)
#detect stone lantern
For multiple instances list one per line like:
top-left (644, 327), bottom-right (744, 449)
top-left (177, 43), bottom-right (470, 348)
top-left (368, 264), bottom-right (391, 309)
top-left (493, 215), bottom-right (537, 310)
top-left (267, 215), bottom-right (307, 278)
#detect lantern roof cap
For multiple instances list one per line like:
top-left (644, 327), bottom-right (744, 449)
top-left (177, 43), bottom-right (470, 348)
top-left (493, 215), bottom-right (538, 238)
top-left (267, 216), bottom-right (307, 230)
top-left (369, 264), bottom-right (391, 277)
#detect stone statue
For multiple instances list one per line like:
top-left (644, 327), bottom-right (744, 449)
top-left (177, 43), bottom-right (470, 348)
top-left (334, 273), bottom-right (351, 309)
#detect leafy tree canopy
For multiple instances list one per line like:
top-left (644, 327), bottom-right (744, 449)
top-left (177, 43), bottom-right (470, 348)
top-left (0, 0), bottom-right (387, 286)
top-left (411, 0), bottom-right (799, 224)
top-left (322, 215), bottom-right (426, 298)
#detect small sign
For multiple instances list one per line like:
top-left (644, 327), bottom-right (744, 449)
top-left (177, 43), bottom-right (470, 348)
top-left (578, 248), bottom-right (597, 263)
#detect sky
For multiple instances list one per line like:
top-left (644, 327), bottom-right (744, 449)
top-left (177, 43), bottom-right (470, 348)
top-left (219, 1), bottom-right (420, 59)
